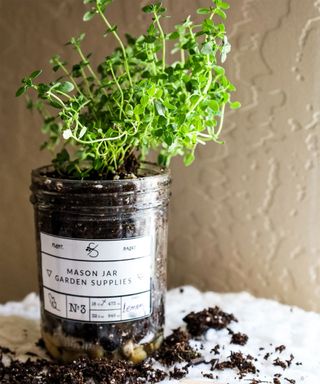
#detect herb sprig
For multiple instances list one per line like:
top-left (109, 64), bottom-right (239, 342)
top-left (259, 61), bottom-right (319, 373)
top-left (17, 0), bottom-right (239, 178)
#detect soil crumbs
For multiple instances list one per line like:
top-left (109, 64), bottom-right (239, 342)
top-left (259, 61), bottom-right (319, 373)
top-left (0, 305), bottom-right (297, 384)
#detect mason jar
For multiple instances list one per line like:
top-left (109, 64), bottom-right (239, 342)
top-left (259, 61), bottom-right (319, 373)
top-left (30, 162), bottom-right (171, 363)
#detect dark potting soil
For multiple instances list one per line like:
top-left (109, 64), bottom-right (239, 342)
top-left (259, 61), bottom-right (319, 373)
top-left (50, 153), bottom-right (140, 180)
top-left (0, 305), bottom-right (298, 383)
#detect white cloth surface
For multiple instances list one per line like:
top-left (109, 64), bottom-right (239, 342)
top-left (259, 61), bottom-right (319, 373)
top-left (0, 286), bottom-right (319, 383)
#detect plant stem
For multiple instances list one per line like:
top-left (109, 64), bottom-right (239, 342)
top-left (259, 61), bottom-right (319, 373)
top-left (47, 92), bottom-right (66, 108)
top-left (71, 123), bottom-right (127, 144)
top-left (180, 49), bottom-right (185, 64)
top-left (97, 6), bottom-right (133, 87)
top-left (75, 45), bottom-right (100, 86)
top-left (154, 13), bottom-right (166, 71)
top-left (109, 64), bottom-right (124, 118)
top-left (215, 103), bottom-right (225, 138)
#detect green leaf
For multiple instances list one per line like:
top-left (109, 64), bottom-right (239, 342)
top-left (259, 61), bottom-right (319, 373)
top-left (184, 152), bottom-right (195, 166)
top-left (164, 133), bottom-right (173, 146)
top-left (168, 31), bottom-right (179, 40)
top-left (162, 99), bottom-right (175, 110)
top-left (30, 70), bottom-right (42, 79)
top-left (221, 36), bottom-right (231, 63)
top-left (213, 65), bottom-right (225, 75)
top-left (202, 18), bottom-right (215, 33)
top-left (144, 35), bottom-right (156, 43)
top-left (83, 0), bottom-right (94, 4)
top-left (142, 4), bottom-right (154, 13)
top-left (197, 8), bottom-right (211, 15)
top-left (154, 100), bottom-right (166, 117)
top-left (207, 100), bottom-right (219, 112)
top-left (229, 101), bottom-right (241, 109)
top-left (134, 104), bottom-right (145, 116)
top-left (16, 86), bottom-right (26, 97)
top-left (79, 126), bottom-right (87, 138)
top-left (147, 84), bottom-right (156, 97)
top-left (201, 42), bottom-right (213, 55)
top-left (141, 95), bottom-right (150, 107)
top-left (83, 10), bottom-right (95, 21)
top-left (147, 23), bottom-right (156, 35)
top-left (215, 8), bottom-right (227, 19)
top-left (57, 82), bottom-right (75, 93)
top-left (142, 2), bottom-right (165, 14)
top-left (219, 1), bottom-right (230, 10)
top-left (56, 149), bottom-right (70, 162)
top-left (97, 0), bottom-right (113, 9)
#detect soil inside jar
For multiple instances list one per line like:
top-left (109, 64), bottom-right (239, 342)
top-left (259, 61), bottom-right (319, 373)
top-left (31, 163), bottom-right (170, 363)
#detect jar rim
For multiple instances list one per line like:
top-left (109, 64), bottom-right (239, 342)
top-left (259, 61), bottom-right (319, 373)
top-left (31, 161), bottom-right (170, 186)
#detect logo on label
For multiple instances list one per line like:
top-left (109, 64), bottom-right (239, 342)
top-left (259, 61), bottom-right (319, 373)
top-left (85, 242), bottom-right (99, 258)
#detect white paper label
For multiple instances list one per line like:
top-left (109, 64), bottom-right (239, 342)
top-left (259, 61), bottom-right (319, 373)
top-left (40, 232), bottom-right (153, 323)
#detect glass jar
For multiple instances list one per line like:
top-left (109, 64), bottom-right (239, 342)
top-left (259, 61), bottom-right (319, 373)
top-left (30, 163), bottom-right (170, 363)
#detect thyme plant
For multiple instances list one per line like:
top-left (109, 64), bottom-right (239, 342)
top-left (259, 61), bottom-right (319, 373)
top-left (17, 0), bottom-right (239, 179)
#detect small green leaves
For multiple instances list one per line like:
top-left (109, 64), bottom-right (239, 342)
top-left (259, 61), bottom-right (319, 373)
top-left (215, 8), bottom-right (227, 19)
top-left (184, 152), bottom-right (195, 166)
top-left (142, 4), bottom-right (154, 13)
top-left (16, 86), bottom-right (27, 97)
top-left (202, 18), bottom-right (215, 33)
top-left (134, 104), bottom-right (145, 116)
top-left (83, 10), bottom-right (96, 21)
top-left (230, 101), bottom-right (241, 109)
top-left (79, 126), bottom-right (87, 138)
top-left (201, 41), bottom-right (213, 55)
top-left (30, 70), bottom-right (42, 79)
top-left (16, 70), bottom-right (42, 97)
top-left (215, 0), bottom-right (230, 9)
top-left (154, 100), bottom-right (166, 117)
top-left (51, 82), bottom-right (74, 93)
top-left (197, 7), bottom-right (211, 15)
top-left (95, 0), bottom-right (113, 12)
top-left (142, 2), bottom-right (165, 15)
top-left (168, 31), bottom-right (179, 40)
top-left (97, 0), bottom-right (113, 6)
top-left (221, 36), bottom-right (231, 63)
top-left (18, 0), bottom-right (237, 177)
top-left (58, 82), bottom-right (75, 93)
top-left (68, 33), bottom-right (86, 47)
top-left (104, 25), bottom-right (118, 36)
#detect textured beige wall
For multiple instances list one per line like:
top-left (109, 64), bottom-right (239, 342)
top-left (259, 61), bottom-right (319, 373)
top-left (1, 0), bottom-right (320, 311)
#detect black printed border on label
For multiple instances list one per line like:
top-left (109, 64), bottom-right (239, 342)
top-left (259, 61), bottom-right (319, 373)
top-left (40, 231), bottom-right (148, 242)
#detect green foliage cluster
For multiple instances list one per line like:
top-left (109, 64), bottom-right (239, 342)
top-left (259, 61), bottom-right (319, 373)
top-left (17, 0), bottom-right (240, 178)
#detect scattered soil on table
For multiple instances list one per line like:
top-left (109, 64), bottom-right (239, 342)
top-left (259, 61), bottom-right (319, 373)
top-left (183, 306), bottom-right (238, 337)
top-left (214, 351), bottom-right (256, 378)
top-left (155, 328), bottom-right (200, 366)
top-left (0, 306), bottom-right (298, 384)
top-left (230, 331), bottom-right (249, 346)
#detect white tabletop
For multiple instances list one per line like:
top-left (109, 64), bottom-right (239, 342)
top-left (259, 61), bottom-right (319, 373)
top-left (0, 286), bottom-right (319, 383)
